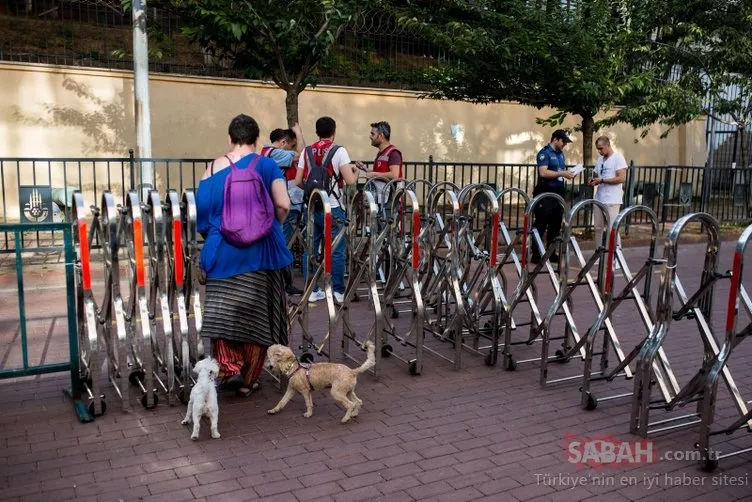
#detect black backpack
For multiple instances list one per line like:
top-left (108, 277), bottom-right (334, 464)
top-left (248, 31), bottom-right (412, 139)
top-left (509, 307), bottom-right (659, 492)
top-left (302, 144), bottom-right (342, 208)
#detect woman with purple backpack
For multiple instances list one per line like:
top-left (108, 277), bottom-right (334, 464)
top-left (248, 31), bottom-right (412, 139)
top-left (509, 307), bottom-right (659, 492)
top-left (196, 114), bottom-right (293, 397)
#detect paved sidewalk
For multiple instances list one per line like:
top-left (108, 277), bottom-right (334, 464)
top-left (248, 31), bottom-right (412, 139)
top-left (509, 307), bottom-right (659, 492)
top-left (1, 242), bottom-right (751, 501)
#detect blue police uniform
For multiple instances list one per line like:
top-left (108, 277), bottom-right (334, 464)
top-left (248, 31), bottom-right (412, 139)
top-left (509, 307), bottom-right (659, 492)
top-left (531, 144), bottom-right (568, 260)
top-left (534, 144), bottom-right (567, 194)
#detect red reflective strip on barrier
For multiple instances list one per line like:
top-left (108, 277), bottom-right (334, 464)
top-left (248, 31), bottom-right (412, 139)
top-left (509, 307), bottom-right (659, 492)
top-left (412, 212), bottom-right (420, 270)
top-left (490, 213), bottom-right (499, 267)
top-left (324, 212), bottom-right (332, 274)
top-left (726, 251), bottom-right (742, 333)
top-left (521, 214), bottom-right (529, 267)
top-left (605, 228), bottom-right (617, 294)
top-left (133, 219), bottom-right (145, 287)
top-left (78, 222), bottom-right (92, 291)
top-left (173, 219), bottom-right (184, 286)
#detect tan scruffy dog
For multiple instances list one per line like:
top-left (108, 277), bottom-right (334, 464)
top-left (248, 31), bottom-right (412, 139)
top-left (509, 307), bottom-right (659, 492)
top-left (266, 342), bottom-right (375, 423)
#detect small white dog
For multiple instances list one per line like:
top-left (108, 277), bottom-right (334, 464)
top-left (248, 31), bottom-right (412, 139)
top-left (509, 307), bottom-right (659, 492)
top-left (181, 357), bottom-right (221, 440)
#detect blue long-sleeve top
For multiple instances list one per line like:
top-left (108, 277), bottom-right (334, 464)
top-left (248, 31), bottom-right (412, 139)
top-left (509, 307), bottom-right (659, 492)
top-left (196, 153), bottom-right (293, 279)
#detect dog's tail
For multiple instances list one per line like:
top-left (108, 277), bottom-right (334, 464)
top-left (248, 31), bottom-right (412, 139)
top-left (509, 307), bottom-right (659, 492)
top-left (353, 341), bottom-right (376, 375)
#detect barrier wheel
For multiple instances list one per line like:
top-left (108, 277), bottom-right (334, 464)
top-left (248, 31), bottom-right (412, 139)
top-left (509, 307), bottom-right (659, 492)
top-left (391, 307), bottom-right (399, 319)
top-left (700, 453), bottom-right (718, 473)
top-left (300, 353), bottom-right (314, 364)
top-left (503, 354), bottom-right (517, 371)
top-left (484, 352), bottom-right (495, 366)
top-left (584, 394), bottom-right (598, 411)
top-left (352, 293), bottom-right (360, 303)
top-left (178, 388), bottom-right (189, 405)
top-left (408, 360), bottom-right (420, 376)
top-left (381, 344), bottom-right (393, 358)
top-left (555, 350), bottom-right (568, 363)
top-left (88, 399), bottom-right (107, 417)
top-left (128, 370), bottom-right (146, 386)
top-left (141, 394), bottom-right (159, 409)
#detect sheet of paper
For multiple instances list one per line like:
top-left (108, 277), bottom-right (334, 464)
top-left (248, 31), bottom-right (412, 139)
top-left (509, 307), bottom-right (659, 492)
top-left (569, 164), bottom-right (585, 176)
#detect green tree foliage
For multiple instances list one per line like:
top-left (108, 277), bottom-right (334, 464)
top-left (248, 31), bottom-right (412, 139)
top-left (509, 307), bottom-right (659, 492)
top-left (153, 0), bottom-right (364, 126)
top-left (653, 0), bottom-right (752, 167)
top-left (394, 0), bottom-right (688, 164)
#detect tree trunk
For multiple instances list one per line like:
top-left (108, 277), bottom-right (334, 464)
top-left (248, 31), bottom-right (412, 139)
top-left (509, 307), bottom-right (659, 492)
top-left (581, 114), bottom-right (595, 165)
top-left (285, 89), bottom-right (300, 127)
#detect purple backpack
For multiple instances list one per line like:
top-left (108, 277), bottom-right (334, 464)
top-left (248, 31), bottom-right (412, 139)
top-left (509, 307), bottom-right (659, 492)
top-left (220, 154), bottom-right (275, 248)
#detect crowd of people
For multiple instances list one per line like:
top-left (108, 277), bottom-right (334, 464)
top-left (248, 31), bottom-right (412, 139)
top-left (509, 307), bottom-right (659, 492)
top-left (195, 115), bottom-right (627, 394)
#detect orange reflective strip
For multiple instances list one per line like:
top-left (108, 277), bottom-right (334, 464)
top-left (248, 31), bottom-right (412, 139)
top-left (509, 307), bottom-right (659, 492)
top-left (726, 251), bottom-right (742, 333)
top-left (133, 219), bottom-right (145, 287)
top-left (412, 211), bottom-right (420, 270)
top-left (605, 228), bottom-right (617, 294)
top-left (78, 222), bottom-right (92, 291)
top-left (173, 219), bottom-right (184, 286)
top-left (521, 214), bottom-right (529, 267)
top-left (490, 213), bottom-right (499, 267)
top-left (324, 212), bottom-right (332, 274)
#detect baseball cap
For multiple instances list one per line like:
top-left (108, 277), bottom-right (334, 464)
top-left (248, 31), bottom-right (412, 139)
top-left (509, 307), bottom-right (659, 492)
top-left (552, 129), bottom-right (573, 144)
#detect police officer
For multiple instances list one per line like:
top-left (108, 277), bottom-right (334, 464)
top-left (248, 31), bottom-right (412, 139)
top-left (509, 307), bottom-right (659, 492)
top-left (531, 129), bottom-right (577, 263)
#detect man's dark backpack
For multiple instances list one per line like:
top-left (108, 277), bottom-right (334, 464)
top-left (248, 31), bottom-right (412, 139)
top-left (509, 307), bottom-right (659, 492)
top-left (302, 144), bottom-right (341, 208)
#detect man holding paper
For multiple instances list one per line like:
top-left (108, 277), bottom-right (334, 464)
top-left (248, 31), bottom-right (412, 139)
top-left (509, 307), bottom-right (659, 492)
top-left (589, 136), bottom-right (628, 254)
top-left (531, 129), bottom-right (578, 264)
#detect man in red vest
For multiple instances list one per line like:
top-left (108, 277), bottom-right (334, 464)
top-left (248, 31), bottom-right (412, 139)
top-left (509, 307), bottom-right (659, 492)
top-left (260, 125), bottom-right (305, 295)
top-left (295, 116), bottom-right (358, 304)
top-left (358, 121), bottom-right (403, 219)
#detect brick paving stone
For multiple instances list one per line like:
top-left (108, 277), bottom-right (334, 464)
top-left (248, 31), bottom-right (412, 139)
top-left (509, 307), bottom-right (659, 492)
top-left (191, 479), bottom-right (243, 498)
top-left (332, 485), bottom-right (383, 501)
top-left (337, 471), bottom-right (384, 491)
top-left (2, 241), bottom-right (752, 501)
top-left (293, 481), bottom-right (344, 499)
top-left (254, 478), bottom-right (303, 497)
top-left (433, 486), bottom-right (485, 501)
top-left (127, 469), bottom-right (177, 487)
top-left (147, 477), bottom-right (199, 496)
top-left (238, 469), bottom-right (288, 489)
top-left (405, 480), bottom-right (454, 500)
top-left (140, 488), bottom-right (196, 502)
top-left (211, 488), bottom-right (260, 501)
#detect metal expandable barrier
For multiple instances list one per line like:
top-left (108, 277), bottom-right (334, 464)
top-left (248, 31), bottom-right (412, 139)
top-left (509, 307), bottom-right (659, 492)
top-left (579, 206), bottom-right (676, 411)
top-left (696, 223), bottom-right (752, 471)
top-left (538, 199), bottom-right (624, 386)
top-left (501, 193), bottom-right (571, 371)
top-left (289, 189), bottom-right (347, 362)
top-left (631, 213), bottom-right (747, 437)
top-left (380, 187), bottom-right (425, 375)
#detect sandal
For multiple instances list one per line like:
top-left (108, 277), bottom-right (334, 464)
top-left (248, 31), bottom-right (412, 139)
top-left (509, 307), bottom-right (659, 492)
top-left (219, 374), bottom-right (244, 391)
top-left (235, 381), bottom-right (260, 397)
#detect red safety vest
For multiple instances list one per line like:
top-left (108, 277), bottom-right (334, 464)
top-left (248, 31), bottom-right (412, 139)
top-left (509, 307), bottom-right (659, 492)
top-left (261, 145), bottom-right (299, 181)
top-left (373, 144), bottom-right (402, 178)
top-left (260, 146), bottom-right (276, 157)
top-left (304, 139), bottom-right (342, 188)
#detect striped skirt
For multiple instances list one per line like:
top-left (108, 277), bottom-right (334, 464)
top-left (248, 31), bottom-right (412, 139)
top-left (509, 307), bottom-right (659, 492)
top-left (201, 269), bottom-right (288, 347)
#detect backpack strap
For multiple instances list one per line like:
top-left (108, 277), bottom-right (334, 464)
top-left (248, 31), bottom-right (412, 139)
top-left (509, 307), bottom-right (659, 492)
top-left (320, 144), bottom-right (342, 196)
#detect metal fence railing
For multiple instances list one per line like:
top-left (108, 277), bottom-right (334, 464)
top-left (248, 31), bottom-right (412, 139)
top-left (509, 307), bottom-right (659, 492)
top-left (1, 154), bottom-right (750, 252)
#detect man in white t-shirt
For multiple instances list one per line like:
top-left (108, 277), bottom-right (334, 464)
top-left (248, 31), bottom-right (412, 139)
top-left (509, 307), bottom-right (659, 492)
top-left (589, 136), bottom-right (628, 254)
top-left (294, 116), bottom-right (358, 304)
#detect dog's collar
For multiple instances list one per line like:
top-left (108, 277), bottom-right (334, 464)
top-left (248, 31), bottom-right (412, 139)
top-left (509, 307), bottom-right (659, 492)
top-left (287, 360), bottom-right (315, 391)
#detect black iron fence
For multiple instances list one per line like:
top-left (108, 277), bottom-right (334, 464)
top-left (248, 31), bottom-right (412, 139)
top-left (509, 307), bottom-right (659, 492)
top-left (1, 154), bottom-right (751, 252)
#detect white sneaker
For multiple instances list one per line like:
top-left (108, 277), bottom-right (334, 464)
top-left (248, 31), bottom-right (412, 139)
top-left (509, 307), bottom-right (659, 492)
top-left (334, 292), bottom-right (345, 304)
top-left (308, 290), bottom-right (326, 302)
